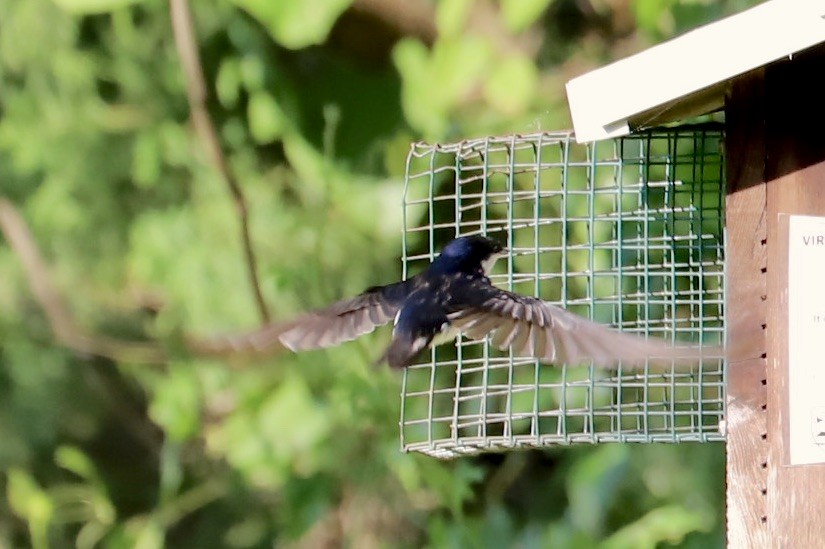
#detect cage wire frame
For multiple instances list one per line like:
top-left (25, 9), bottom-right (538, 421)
top-left (399, 124), bottom-right (727, 458)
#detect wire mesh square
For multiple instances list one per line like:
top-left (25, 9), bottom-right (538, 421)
top-left (399, 125), bottom-right (726, 458)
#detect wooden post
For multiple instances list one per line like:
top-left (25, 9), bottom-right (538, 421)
top-left (725, 67), bottom-right (769, 547)
top-left (726, 45), bottom-right (825, 547)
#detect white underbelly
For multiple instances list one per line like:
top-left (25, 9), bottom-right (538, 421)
top-left (430, 324), bottom-right (460, 347)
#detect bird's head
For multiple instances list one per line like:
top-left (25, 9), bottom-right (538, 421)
top-left (434, 235), bottom-right (508, 275)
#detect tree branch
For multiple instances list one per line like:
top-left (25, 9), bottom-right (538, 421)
top-left (169, 0), bottom-right (271, 324)
top-left (0, 198), bottom-right (167, 363)
top-left (0, 197), bottom-right (287, 363)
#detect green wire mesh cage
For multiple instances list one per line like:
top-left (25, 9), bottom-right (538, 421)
top-left (399, 125), bottom-right (726, 458)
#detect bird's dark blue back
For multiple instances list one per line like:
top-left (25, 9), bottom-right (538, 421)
top-left (426, 236), bottom-right (494, 278)
top-left (382, 281), bottom-right (450, 368)
top-left (395, 286), bottom-right (449, 337)
top-left (380, 235), bottom-right (504, 368)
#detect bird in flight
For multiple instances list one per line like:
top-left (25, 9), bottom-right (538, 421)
top-left (222, 235), bottom-right (721, 369)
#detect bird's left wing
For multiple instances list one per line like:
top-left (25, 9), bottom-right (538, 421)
top-left (192, 279), bottom-right (416, 357)
top-left (448, 281), bottom-right (722, 369)
top-left (278, 279), bottom-right (415, 351)
top-left (198, 277), bottom-right (416, 355)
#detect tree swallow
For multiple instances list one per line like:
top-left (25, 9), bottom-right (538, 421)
top-left (256, 235), bottom-right (720, 369)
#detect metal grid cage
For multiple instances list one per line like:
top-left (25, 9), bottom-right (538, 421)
top-left (399, 125), bottom-right (726, 458)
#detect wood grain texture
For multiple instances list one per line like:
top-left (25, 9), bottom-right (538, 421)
top-left (763, 44), bottom-right (825, 548)
top-left (727, 43), bottom-right (825, 548)
top-left (725, 68), bottom-right (769, 549)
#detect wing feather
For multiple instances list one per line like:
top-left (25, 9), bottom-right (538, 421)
top-left (510, 323), bottom-right (531, 354)
top-left (449, 279), bottom-right (722, 369)
top-left (278, 279), bottom-right (416, 351)
top-left (198, 279), bottom-right (414, 356)
top-left (531, 324), bottom-right (548, 359)
top-left (490, 319), bottom-right (519, 349)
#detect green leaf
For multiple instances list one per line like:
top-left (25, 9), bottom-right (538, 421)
top-left (227, 0), bottom-right (353, 49)
top-left (484, 54), bottom-right (538, 115)
top-left (239, 55), bottom-right (266, 92)
top-left (215, 58), bottom-right (242, 108)
top-left (392, 39), bottom-right (441, 136)
top-left (7, 469), bottom-right (48, 518)
top-left (148, 366), bottom-right (202, 442)
top-left (501, 0), bottom-right (556, 33)
top-left (567, 445), bottom-right (630, 535)
top-left (436, 0), bottom-right (474, 37)
top-left (418, 459), bottom-right (484, 518)
top-left (393, 36), bottom-right (492, 139)
top-left (6, 469), bottom-right (53, 549)
top-left (131, 130), bottom-right (162, 188)
top-left (55, 446), bottom-right (99, 482)
top-left (132, 517), bottom-right (165, 549)
top-left (258, 374), bottom-right (331, 471)
top-left (50, 0), bottom-right (145, 14)
top-left (431, 36), bottom-right (491, 108)
top-left (247, 91), bottom-right (285, 144)
top-left (600, 505), bottom-right (710, 549)
top-left (633, 0), bottom-right (676, 37)
top-left (281, 132), bottom-right (332, 197)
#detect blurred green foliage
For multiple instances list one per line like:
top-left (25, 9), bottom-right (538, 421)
top-left (0, 0), bottom-right (754, 546)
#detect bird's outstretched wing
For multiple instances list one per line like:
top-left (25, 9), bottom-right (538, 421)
top-left (448, 281), bottom-right (722, 369)
top-left (278, 279), bottom-right (415, 351)
top-left (192, 279), bottom-right (416, 357)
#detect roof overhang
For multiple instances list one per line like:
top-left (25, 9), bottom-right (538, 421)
top-left (566, 0), bottom-right (825, 143)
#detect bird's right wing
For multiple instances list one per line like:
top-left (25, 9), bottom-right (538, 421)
top-left (278, 279), bottom-right (415, 351)
top-left (449, 282), bottom-right (723, 369)
top-left (193, 279), bottom-right (416, 357)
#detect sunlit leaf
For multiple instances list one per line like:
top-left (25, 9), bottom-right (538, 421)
top-left (227, 0), bottom-right (353, 49)
top-left (6, 469), bottom-right (53, 549)
top-left (258, 374), bottom-right (331, 472)
top-left (393, 36), bottom-right (492, 139)
top-left (149, 367), bottom-right (202, 442)
top-left (601, 505), bottom-right (710, 549)
top-left (634, 0), bottom-right (676, 36)
top-left (436, 0), bottom-right (474, 37)
top-left (247, 91), bottom-right (285, 144)
top-left (50, 0), bottom-right (144, 14)
top-left (216, 58), bottom-right (242, 108)
top-left (501, 0), bottom-right (556, 32)
top-left (132, 518), bottom-right (165, 549)
top-left (484, 54), bottom-right (538, 115)
top-left (393, 39), bottom-right (446, 137)
top-left (239, 55), bottom-right (266, 92)
top-left (55, 446), bottom-right (99, 482)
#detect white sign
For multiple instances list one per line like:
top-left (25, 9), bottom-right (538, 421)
top-left (788, 215), bottom-right (825, 465)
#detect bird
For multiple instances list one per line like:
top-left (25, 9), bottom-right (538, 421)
top-left (214, 235), bottom-right (723, 369)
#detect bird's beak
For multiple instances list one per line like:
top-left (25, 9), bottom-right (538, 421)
top-left (499, 248), bottom-right (509, 257)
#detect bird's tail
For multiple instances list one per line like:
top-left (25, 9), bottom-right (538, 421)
top-left (377, 332), bottom-right (429, 369)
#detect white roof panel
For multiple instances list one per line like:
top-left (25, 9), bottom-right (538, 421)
top-left (566, 0), bottom-right (825, 142)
